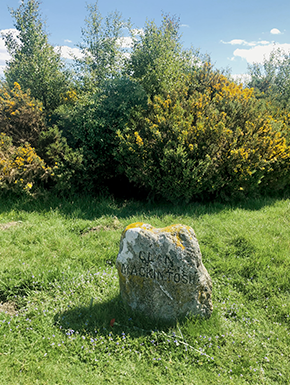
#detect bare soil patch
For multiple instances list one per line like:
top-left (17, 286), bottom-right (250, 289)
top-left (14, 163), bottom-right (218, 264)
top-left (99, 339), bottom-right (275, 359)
top-left (0, 221), bottom-right (21, 230)
top-left (82, 218), bottom-right (123, 235)
top-left (0, 301), bottom-right (18, 316)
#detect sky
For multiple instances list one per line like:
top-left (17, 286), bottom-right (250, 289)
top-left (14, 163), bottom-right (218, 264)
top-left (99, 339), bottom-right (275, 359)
top-left (1, 0), bottom-right (290, 80)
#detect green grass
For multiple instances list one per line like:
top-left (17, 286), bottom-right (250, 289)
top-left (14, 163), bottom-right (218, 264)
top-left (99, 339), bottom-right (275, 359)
top-left (0, 192), bottom-right (289, 384)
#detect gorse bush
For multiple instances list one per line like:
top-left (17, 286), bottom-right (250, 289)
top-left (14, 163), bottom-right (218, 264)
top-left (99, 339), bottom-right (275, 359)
top-left (0, 82), bottom-right (83, 195)
top-left (0, 132), bottom-right (52, 194)
top-left (117, 64), bottom-right (290, 201)
top-left (0, 82), bottom-right (45, 148)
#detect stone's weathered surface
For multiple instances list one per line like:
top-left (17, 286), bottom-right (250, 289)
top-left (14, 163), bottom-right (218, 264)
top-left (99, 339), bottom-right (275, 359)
top-left (116, 222), bottom-right (213, 322)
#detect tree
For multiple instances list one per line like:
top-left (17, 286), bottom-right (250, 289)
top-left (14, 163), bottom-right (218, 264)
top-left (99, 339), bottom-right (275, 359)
top-left (247, 48), bottom-right (290, 109)
top-left (75, 2), bottom-right (131, 92)
top-left (2, 0), bottom-right (69, 113)
top-left (127, 14), bottom-right (196, 98)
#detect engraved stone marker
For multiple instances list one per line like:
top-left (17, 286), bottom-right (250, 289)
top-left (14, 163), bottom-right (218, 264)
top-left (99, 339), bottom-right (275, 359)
top-left (116, 222), bottom-right (213, 322)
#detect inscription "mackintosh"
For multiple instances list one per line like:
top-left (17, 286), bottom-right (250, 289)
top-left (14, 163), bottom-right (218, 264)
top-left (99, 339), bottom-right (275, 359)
top-left (120, 263), bottom-right (197, 284)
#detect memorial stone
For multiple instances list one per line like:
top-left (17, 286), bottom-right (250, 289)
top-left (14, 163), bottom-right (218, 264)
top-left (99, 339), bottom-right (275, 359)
top-left (116, 222), bottom-right (213, 322)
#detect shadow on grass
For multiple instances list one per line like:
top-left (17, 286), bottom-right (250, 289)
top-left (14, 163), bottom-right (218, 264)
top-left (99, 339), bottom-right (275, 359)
top-left (53, 294), bottom-right (193, 339)
top-left (0, 189), bottom-right (289, 223)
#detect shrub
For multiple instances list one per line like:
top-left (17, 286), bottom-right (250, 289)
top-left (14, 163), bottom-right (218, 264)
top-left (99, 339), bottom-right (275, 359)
top-left (37, 125), bottom-right (84, 194)
top-left (57, 78), bottom-right (147, 192)
top-left (0, 82), bottom-right (46, 148)
top-left (116, 64), bottom-right (290, 201)
top-left (0, 133), bottom-right (52, 194)
top-left (0, 82), bottom-right (84, 194)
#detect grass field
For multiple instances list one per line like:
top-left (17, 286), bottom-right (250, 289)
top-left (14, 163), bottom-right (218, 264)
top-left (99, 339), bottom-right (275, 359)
top-left (0, 193), bottom-right (289, 384)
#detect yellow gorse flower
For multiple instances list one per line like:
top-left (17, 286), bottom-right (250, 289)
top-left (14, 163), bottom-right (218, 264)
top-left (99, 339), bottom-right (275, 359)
top-left (0, 133), bottom-right (52, 194)
top-left (134, 131), bottom-right (143, 146)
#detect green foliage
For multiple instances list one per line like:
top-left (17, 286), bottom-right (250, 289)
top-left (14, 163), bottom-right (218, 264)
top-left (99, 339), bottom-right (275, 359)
top-left (0, 132), bottom-right (52, 194)
top-left (37, 125), bottom-right (84, 193)
top-left (117, 64), bottom-right (290, 202)
top-left (0, 81), bottom-right (45, 148)
top-left (57, 78), bottom-right (147, 191)
top-left (2, 2), bottom-right (290, 202)
top-left (0, 82), bottom-right (84, 194)
top-left (75, 1), bottom-right (131, 92)
top-left (247, 48), bottom-right (290, 109)
top-left (2, 0), bottom-right (70, 112)
top-left (128, 14), bottom-right (195, 98)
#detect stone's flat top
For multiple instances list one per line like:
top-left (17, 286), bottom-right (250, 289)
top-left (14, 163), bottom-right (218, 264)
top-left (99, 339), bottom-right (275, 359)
top-left (124, 222), bottom-right (191, 230)
top-left (122, 222), bottom-right (196, 250)
top-left (116, 222), bottom-right (213, 321)
top-left (124, 222), bottom-right (193, 235)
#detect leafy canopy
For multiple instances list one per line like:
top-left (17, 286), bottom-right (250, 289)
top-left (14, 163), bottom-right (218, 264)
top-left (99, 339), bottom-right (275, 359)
top-left (75, 1), bottom-right (131, 92)
top-left (128, 14), bottom-right (196, 98)
top-left (247, 48), bottom-right (290, 110)
top-left (2, 0), bottom-right (69, 112)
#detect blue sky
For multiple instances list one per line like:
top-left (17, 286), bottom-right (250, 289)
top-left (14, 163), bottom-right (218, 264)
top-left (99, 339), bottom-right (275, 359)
top-left (1, 0), bottom-right (290, 80)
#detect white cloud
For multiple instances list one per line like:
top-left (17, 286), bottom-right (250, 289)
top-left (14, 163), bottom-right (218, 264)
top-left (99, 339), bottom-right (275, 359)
top-left (232, 43), bottom-right (290, 64)
top-left (0, 39), bottom-right (10, 61)
top-left (221, 39), bottom-right (249, 46)
top-left (230, 73), bottom-right (251, 85)
top-left (0, 28), bottom-right (19, 39)
top-left (117, 36), bottom-right (134, 49)
top-left (0, 29), bottom-right (16, 76)
top-left (221, 39), bottom-right (269, 47)
top-left (55, 45), bottom-right (83, 60)
top-left (270, 28), bottom-right (281, 35)
top-left (64, 39), bottom-right (72, 43)
top-left (0, 65), bottom-right (6, 78)
top-left (122, 52), bottom-right (131, 60)
top-left (0, 30), bottom-right (83, 74)
top-left (222, 34), bottom-right (290, 67)
top-left (117, 30), bottom-right (145, 49)
top-left (180, 24), bottom-right (190, 28)
top-left (131, 28), bottom-right (144, 36)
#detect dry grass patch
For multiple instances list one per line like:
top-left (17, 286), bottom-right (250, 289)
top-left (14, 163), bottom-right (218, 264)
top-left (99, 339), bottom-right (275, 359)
top-left (82, 218), bottom-right (123, 235)
top-left (0, 221), bottom-right (21, 230)
top-left (0, 301), bottom-right (18, 316)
